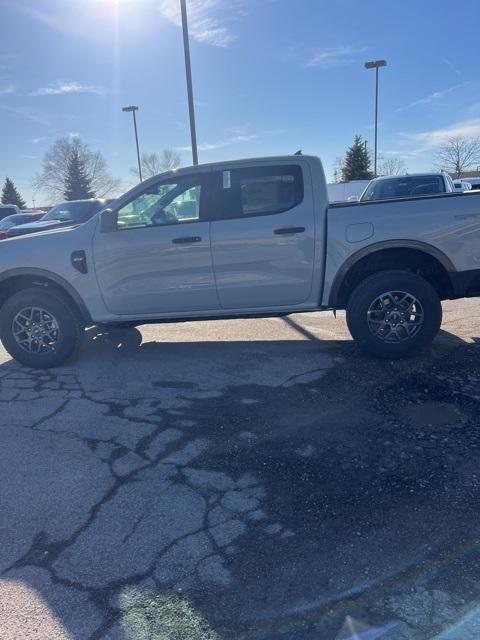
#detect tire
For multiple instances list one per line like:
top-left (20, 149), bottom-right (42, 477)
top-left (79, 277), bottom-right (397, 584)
top-left (0, 288), bottom-right (83, 368)
top-left (346, 270), bottom-right (442, 359)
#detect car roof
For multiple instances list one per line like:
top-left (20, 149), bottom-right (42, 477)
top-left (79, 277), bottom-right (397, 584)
top-left (2, 212), bottom-right (41, 220)
top-left (371, 172), bottom-right (447, 182)
top-left (180, 154), bottom-right (314, 171)
top-left (138, 154), bottom-right (317, 183)
top-left (52, 198), bottom-right (106, 205)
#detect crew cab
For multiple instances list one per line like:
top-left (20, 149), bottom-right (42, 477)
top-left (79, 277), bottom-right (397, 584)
top-left (0, 155), bottom-right (480, 368)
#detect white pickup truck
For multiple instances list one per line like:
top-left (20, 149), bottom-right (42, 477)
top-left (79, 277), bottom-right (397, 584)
top-left (1, 154), bottom-right (480, 368)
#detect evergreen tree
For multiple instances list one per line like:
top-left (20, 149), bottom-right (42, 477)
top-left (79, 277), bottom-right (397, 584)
top-left (341, 135), bottom-right (374, 181)
top-left (35, 136), bottom-right (120, 202)
top-left (1, 177), bottom-right (26, 208)
top-left (63, 147), bottom-right (95, 200)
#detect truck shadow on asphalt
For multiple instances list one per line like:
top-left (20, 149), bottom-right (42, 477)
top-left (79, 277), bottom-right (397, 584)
top-left (2, 323), bottom-right (480, 639)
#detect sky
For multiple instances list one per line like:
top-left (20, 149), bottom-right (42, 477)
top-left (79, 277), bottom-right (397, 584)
top-left (1, 0), bottom-right (480, 205)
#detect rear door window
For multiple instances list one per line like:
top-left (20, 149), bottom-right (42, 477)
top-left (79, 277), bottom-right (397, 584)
top-left (211, 165), bottom-right (304, 220)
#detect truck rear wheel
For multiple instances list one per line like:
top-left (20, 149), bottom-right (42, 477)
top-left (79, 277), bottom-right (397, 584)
top-left (346, 270), bottom-right (442, 359)
top-left (0, 288), bottom-right (83, 369)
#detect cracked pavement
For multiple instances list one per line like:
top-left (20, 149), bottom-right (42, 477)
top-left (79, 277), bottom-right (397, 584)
top-left (2, 303), bottom-right (480, 639)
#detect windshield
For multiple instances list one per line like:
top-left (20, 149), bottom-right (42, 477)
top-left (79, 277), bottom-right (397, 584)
top-left (42, 201), bottom-right (96, 222)
top-left (361, 176), bottom-right (446, 201)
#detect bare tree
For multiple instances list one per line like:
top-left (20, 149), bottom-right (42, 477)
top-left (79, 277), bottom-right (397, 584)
top-left (433, 136), bottom-right (480, 178)
top-left (131, 149), bottom-right (182, 180)
top-left (377, 156), bottom-right (407, 176)
top-left (34, 137), bottom-right (121, 202)
top-left (331, 156), bottom-right (344, 183)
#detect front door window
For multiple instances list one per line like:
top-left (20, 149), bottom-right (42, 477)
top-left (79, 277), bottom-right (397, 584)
top-left (117, 179), bottom-right (202, 230)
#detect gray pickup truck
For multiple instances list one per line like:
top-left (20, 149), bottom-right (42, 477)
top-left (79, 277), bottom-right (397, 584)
top-left (1, 154), bottom-right (479, 368)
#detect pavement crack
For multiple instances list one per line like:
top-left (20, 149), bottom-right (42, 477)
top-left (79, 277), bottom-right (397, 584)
top-left (282, 366), bottom-right (328, 387)
top-left (30, 399), bottom-right (70, 430)
top-left (121, 511), bottom-right (146, 545)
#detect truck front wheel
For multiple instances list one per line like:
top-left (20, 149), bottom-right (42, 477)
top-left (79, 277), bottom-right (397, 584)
top-left (346, 270), bottom-right (442, 358)
top-left (0, 288), bottom-right (83, 369)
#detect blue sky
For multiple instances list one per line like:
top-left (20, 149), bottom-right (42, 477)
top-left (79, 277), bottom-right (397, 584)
top-left (1, 0), bottom-right (480, 205)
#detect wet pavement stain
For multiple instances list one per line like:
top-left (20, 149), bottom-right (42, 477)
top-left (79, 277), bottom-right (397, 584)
top-left (397, 402), bottom-right (463, 429)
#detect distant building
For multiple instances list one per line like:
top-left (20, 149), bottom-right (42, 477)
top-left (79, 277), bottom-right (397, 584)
top-left (327, 180), bottom-right (370, 202)
top-left (449, 170), bottom-right (480, 179)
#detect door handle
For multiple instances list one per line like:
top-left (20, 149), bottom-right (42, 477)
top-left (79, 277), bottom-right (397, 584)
top-left (172, 236), bottom-right (202, 244)
top-left (274, 226), bottom-right (306, 235)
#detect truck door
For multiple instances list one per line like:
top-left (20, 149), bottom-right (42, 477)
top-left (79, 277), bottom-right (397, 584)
top-left (209, 162), bottom-right (316, 309)
top-left (93, 172), bottom-right (219, 316)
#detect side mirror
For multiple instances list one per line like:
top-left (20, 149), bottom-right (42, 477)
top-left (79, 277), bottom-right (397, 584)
top-left (348, 195), bottom-right (360, 202)
top-left (100, 208), bottom-right (118, 232)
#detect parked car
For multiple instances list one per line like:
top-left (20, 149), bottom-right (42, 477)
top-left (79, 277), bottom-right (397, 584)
top-left (358, 172), bottom-right (455, 202)
top-left (6, 198), bottom-right (111, 238)
top-left (0, 204), bottom-right (21, 220)
top-left (453, 179), bottom-right (472, 192)
top-left (0, 154), bottom-right (480, 368)
top-left (0, 212), bottom-right (45, 240)
top-left (462, 177), bottom-right (480, 190)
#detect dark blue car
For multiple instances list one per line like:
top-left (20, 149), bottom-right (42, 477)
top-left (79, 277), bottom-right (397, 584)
top-left (6, 198), bottom-right (112, 238)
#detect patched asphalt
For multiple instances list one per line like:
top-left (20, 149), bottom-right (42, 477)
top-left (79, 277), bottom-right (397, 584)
top-left (1, 302), bottom-right (480, 639)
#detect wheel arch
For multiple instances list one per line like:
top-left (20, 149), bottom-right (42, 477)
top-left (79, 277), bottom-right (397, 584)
top-left (0, 268), bottom-right (92, 325)
top-left (329, 240), bottom-right (456, 309)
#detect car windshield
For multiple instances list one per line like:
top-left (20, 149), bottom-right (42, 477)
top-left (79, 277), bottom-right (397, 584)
top-left (361, 176), bottom-right (446, 201)
top-left (42, 201), bottom-right (95, 222)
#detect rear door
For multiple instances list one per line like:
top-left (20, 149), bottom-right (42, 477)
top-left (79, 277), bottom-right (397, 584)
top-left (209, 162), bottom-right (315, 309)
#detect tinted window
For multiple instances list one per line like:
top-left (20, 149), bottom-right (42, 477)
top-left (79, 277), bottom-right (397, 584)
top-left (116, 177), bottom-right (202, 230)
top-left (217, 165), bottom-right (303, 219)
top-left (42, 201), bottom-right (98, 222)
top-left (361, 176), bottom-right (446, 201)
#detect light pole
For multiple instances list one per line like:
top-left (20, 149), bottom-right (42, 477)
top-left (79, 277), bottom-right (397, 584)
top-left (180, 0), bottom-right (198, 165)
top-left (122, 105), bottom-right (143, 182)
top-left (364, 59), bottom-right (387, 177)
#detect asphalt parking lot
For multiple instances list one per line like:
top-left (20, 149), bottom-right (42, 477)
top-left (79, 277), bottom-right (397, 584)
top-left (1, 300), bottom-right (480, 640)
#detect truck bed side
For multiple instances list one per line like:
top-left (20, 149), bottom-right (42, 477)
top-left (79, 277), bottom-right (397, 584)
top-left (323, 192), bottom-right (480, 309)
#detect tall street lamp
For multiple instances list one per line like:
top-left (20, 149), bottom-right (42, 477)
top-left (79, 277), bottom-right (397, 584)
top-left (122, 105), bottom-right (143, 182)
top-left (364, 59), bottom-right (387, 177)
top-left (180, 0), bottom-right (198, 165)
